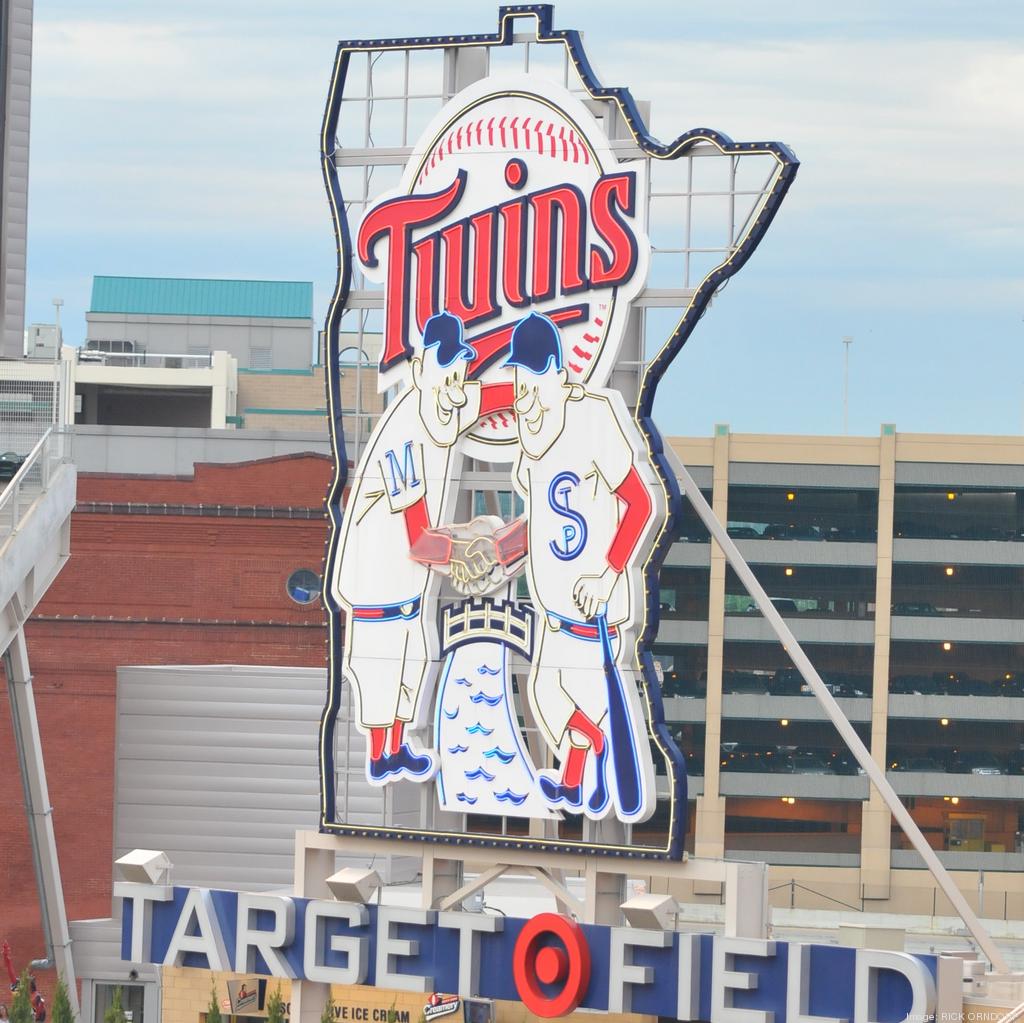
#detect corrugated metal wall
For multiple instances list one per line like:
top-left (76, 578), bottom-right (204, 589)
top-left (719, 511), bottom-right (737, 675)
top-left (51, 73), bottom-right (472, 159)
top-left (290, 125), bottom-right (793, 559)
top-left (114, 664), bottom-right (414, 891)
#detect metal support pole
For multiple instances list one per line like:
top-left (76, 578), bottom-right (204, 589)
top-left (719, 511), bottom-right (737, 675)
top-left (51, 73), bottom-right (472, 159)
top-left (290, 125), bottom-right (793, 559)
top-left (4, 628), bottom-right (79, 1014)
top-left (673, 459), bottom-right (1011, 974)
top-left (842, 335), bottom-right (853, 434)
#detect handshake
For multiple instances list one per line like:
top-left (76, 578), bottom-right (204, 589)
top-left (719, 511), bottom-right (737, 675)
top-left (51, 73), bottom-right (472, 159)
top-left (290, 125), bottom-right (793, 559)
top-left (410, 515), bottom-right (528, 596)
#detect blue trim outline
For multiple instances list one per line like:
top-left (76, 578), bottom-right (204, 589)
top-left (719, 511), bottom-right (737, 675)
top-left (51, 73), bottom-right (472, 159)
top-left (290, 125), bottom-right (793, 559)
top-left (318, 4), bottom-right (799, 862)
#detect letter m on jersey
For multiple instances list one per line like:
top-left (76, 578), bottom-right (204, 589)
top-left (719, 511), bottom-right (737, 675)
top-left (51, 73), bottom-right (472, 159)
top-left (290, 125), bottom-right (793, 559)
top-left (380, 440), bottom-right (426, 511)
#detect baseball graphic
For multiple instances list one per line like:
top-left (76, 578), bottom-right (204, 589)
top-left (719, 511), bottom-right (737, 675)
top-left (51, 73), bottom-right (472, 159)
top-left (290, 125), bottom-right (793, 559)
top-left (357, 73), bottom-right (650, 461)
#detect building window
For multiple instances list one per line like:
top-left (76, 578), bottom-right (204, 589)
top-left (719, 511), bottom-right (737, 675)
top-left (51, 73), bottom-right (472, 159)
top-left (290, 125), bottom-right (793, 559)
top-left (286, 569), bottom-right (321, 604)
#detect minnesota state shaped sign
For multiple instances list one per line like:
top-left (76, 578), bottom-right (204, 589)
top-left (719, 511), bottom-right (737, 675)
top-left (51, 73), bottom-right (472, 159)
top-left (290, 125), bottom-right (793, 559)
top-left (319, 4), bottom-right (798, 860)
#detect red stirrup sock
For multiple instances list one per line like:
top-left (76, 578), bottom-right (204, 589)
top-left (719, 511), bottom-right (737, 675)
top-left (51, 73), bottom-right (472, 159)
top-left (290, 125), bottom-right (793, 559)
top-left (563, 744), bottom-right (588, 789)
top-left (567, 709), bottom-right (605, 755)
top-left (369, 727), bottom-right (388, 762)
top-left (390, 720), bottom-right (406, 755)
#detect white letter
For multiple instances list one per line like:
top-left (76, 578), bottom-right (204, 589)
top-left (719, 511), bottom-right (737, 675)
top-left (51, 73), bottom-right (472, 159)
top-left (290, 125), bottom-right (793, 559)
top-left (376, 906), bottom-right (435, 992)
top-left (163, 888), bottom-right (229, 970)
top-left (677, 934), bottom-right (702, 1021)
top-left (113, 882), bottom-right (173, 964)
top-left (437, 912), bottom-right (503, 997)
top-left (304, 901), bottom-right (369, 985)
top-left (235, 894), bottom-right (297, 978)
top-left (608, 927), bottom-right (673, 1013)
top-left (787, 944), bottom-right (847, 1023)
top-left (854, 950), bottom-right (935, 1023)
top-left (712, 936), bottom-right (777, 1023)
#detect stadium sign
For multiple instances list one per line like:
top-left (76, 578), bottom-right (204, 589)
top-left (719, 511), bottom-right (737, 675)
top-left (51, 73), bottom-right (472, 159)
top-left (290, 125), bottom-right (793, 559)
top-left (118, 883), bottom-right (962, 1023)
top-left (319, 4), bottom-right (798, 859)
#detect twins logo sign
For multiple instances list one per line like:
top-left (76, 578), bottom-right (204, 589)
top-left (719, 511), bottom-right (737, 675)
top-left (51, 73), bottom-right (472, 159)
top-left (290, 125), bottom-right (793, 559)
top-left (320, 6), bottom-right (798, 858)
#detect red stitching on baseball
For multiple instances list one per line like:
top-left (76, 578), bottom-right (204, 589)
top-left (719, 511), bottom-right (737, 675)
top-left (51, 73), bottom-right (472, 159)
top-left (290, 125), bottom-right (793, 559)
top-left (420, 114), bottom-right (595, 181)
top-left (594, 316), bottom-right (605, 326)
top-left (568, 362), bottom-right (584, 373)
top-left (583, 332), bottom-right (600, 343)
top-left (572, 345), bottom-right (593, 361)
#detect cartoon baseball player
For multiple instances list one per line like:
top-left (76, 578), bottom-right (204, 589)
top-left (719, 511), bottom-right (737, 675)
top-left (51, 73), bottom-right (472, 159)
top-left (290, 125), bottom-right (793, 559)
top-left (331, 311), bottom-right (501, 785)
top-left (492, 312), bottom-right (663, 821)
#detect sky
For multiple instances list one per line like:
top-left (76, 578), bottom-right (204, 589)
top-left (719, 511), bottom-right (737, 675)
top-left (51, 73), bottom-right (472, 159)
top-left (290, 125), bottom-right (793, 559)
top-left (23, 1), bottom-right (1024, 438)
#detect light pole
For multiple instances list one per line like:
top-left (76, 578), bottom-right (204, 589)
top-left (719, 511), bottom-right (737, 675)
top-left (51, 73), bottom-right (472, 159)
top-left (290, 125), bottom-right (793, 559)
top-left (842, 335), bottom-right (853, 434)
top-left (52, 297), bottom-right (63, 354)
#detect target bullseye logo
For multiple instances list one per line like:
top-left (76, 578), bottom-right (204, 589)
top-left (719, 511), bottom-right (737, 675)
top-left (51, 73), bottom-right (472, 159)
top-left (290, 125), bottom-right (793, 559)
top-left (512, 913), bottom-right (591, 1018)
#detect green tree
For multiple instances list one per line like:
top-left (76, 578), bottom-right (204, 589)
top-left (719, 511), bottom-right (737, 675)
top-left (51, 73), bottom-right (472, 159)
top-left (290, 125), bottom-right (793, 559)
top-left (206, 983), bottom-right (222, 1023)
top-left (103, 986), bottom-right (127, 1023)
top-left (51, 978), bottom-right (74, 1023)
top-left (319, 992), bottom-right (336, 1023)
top-left (265, 986), bottom-right (286, 1023)
top-left (10, 971), bottom-right (33, 1023)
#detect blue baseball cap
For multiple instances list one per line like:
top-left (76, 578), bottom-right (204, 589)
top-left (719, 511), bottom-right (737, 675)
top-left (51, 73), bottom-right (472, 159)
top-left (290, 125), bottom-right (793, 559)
top-left (423, 311), bottom-right (476, 367)
top-left (504, 313), bottom-right (562, 374)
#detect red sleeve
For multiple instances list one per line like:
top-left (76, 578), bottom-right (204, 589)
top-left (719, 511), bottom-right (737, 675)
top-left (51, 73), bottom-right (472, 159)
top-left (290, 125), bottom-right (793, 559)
top-left (406, 498), bottom-right (454, 565)
top-left (403, 496), bottom-right (430, 548)
top-left (494, 516), bottom-right (528, 565)
top-left (479, 381), bottom-right (514, 416)
top-left (606, 466), bottom-right (653, 573)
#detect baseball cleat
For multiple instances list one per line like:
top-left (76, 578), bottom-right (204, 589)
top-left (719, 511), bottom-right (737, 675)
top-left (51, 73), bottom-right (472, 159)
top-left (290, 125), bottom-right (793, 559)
top-left (539, 773), bottom-right (583, 810)
top-left (388, 744), bottom-right (436, 779)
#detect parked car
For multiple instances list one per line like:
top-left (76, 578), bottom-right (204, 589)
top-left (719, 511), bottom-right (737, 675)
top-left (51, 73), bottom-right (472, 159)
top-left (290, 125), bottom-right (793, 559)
top-left (778, 751), bottom-right (835, 775)
top-left (744, 597), bottom-right (799, 615)
top-left (889, 674), bottom-right (934, 695)
top-left (828, 751), bottom-right (866, 776)
top-left (763, 523), bottom-right (825, 541)
top-left (891, 602), bottom-right (939, 616)
top-left (722, 671), bottom-right (772, 695)
top-left (894, 756), bottom-right (945, 773)
top-left (727, 525), bottom-right (762, 539)
top-left (826, 525), bottom-right (877, 542)
top-left (0, 451), bottom-right (25, 482)
top-left (952, 752), bottom-right (1004, 776)
top-left (797, 673), bottom-right (870, 698)
top-left (772, 668), bottom-right (804, 695)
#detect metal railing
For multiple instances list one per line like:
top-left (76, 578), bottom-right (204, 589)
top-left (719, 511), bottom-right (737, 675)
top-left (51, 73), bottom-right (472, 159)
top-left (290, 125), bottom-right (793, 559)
top-left (0, 428), bottom-right (73, 539)
top-left (75, 350), bottom-right (213, 370)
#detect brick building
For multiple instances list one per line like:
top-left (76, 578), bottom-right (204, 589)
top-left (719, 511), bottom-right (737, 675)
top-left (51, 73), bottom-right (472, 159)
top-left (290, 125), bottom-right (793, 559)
top-left (0, 454), bottom-right (332, 974)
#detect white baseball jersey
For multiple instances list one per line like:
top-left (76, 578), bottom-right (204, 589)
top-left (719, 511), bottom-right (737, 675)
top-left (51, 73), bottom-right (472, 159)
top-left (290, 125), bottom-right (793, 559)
top-left (513, 393), bottom-right (633, 624)
top-left (332, 391), bottom-right (454, 608)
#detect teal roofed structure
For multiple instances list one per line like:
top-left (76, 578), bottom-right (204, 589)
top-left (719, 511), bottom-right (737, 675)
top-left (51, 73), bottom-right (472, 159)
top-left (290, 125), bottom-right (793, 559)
top-left (85, 275), bottom-right (317, 371)
top-left (90, 276), bottom-right (313, 320)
